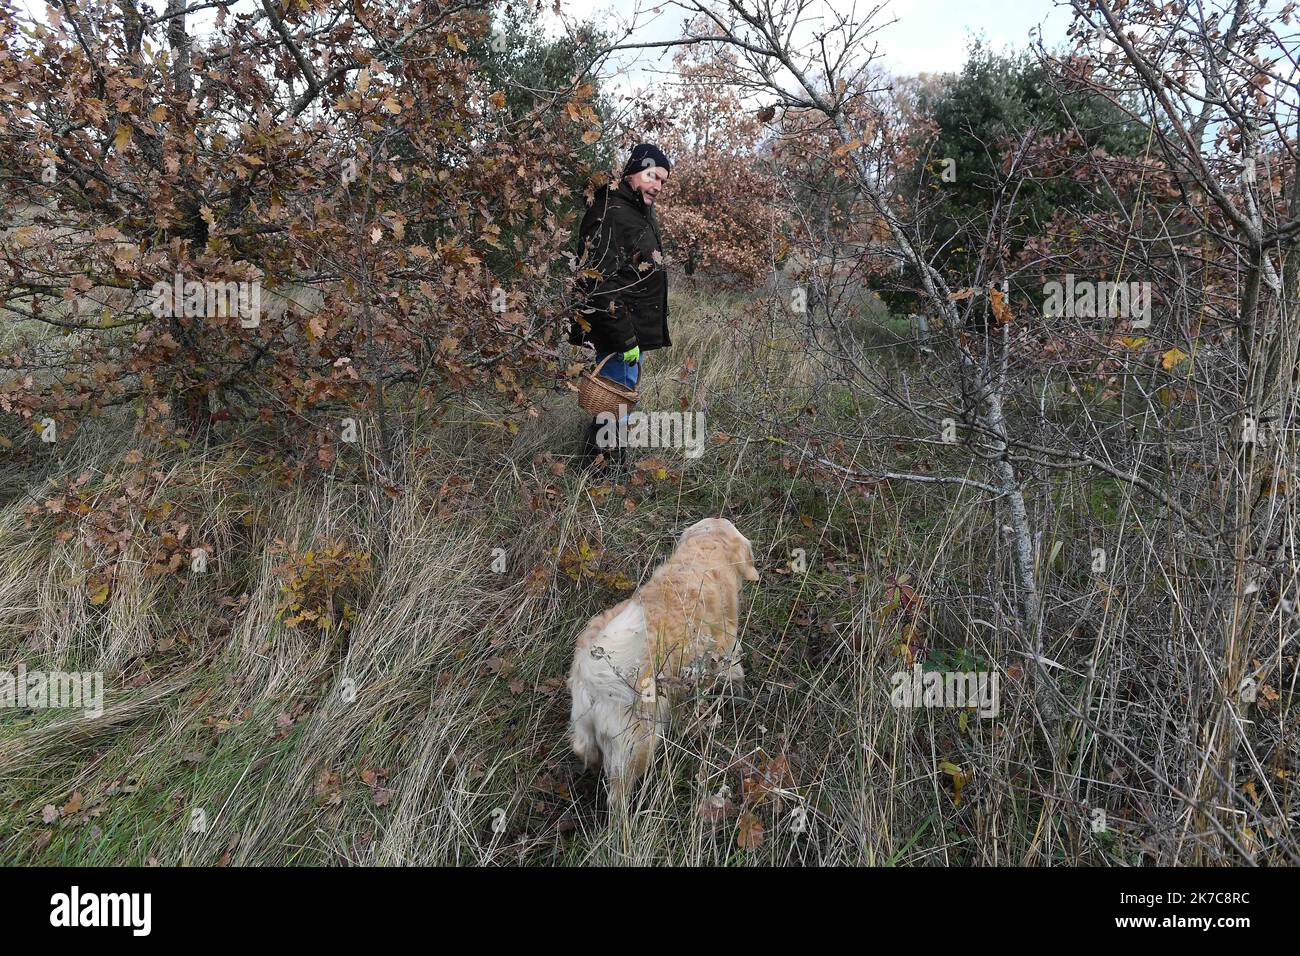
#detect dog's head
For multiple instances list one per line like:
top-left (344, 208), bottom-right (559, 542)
top-left (680, 517), bottom-right (760, 583)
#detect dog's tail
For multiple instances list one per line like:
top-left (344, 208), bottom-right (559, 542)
top-left (569, 602), bottom-right (625, 768)
top-left (568, 670), bottom-right (602, 771)
top-left (568, 601), bottom-right (648, 779)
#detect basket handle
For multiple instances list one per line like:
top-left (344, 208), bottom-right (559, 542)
top-left (591, 353), bottom-right (616, 376)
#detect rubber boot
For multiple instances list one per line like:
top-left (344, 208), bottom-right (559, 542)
top-left (580, 416), bottom-right (609, 472)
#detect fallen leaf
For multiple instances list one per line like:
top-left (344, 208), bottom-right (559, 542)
top-left (938, 760), bottom-right (967, 805)
top-left (736, 811), bottom-right (765, 849)
top-left (698, 793), bottom-right (738, 824)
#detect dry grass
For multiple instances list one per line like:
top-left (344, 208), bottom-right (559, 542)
top-left (0, 285), bottom-right (1292, 865)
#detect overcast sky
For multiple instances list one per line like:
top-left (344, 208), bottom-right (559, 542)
top-left (542, 0), bottom-right (1074, 89)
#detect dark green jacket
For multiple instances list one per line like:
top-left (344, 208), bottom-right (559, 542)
top-left (569, 179), bottom-right (671, 353)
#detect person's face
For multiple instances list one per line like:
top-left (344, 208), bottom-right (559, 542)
top-left (628, 165), bottom-right (669, 204)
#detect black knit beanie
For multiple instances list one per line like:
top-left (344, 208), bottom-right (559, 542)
top-left (622, 143), bottom-right (671, 178)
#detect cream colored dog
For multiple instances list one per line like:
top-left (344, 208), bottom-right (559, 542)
top-left (567, 517), bottom-right (760, 802)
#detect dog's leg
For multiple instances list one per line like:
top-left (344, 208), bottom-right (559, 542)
top-left (716, 633), bottom-right (745, 684)
top-left (603, 697), bottom-right (658, 807)
top-left (615, 689), bottom-right (669, 802)
top-left (624, 729), bottom-right (657, 792)
top-left (607, 769), bottom-right (632, 809)
top-left (722, 641), bottom-right (745, 683)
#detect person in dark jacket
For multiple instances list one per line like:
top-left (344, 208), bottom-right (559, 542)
top-left (570, 143), bottom-right (672, 468)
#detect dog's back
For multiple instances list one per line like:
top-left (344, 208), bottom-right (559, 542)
top-left (635, 533), bottom-right (745, 673)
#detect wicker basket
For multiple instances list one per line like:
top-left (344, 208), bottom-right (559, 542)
top-left (577, 353), bottom-right (639, 418)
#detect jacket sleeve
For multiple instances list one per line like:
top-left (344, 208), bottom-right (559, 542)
top-left (579, 213), bottom-right (640, 351)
